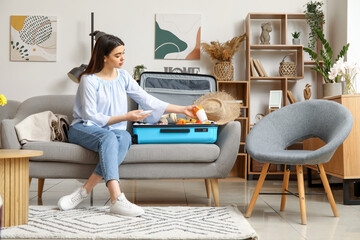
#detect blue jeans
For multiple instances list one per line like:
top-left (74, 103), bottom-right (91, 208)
top-left (68, 123), bottom-right (131, 184)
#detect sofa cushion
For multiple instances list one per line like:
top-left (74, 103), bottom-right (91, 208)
top-left (23, 142), bottom-right (220, 164)
top-left (125, 144), bottom-right (220, 163)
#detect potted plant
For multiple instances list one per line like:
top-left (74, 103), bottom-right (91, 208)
top-left (291, 32), bottom-right (300, 45)
top-left (304, 29), bottom-right (350, 97)
top-left (304, 1), bottom-right (325, 51)
top-left (201, 34), bottom-right (246, 81)
top-left (133, 65), bottom-right (147, 81)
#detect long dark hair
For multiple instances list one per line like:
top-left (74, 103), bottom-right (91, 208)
top-left (79, 34), bottom-right (124, 81)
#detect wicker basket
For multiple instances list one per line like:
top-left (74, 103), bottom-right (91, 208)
top-left (279, 55), bottom-right (296, 77)
top-left (213, 61), bottom-right (234, 81)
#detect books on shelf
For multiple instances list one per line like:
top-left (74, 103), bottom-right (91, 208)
top-left (250, 58), bottom-right (268, 77)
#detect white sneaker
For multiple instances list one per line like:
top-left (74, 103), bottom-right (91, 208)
top-left (110, 193), bottom-right (144, 217)
top-left (58, 187), bottom-right (88, 211)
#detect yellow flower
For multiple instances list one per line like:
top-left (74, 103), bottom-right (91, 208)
top-left (0, 94), bottom-right (7, 106)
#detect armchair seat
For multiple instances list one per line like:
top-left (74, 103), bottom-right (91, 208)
top-left (252, 149), bottom-right (333, 165)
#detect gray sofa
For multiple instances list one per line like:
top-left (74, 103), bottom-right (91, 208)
top-left (1, 95), bottom-right (241, 206)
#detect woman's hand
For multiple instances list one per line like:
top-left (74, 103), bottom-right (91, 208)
top-left (165, 104), bottom-right (197, 119)
top-left (183, 105), bottom-right (197, 119)
top-left (126, 110), bottom-right (151, 122)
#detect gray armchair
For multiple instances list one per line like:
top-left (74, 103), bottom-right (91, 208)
top-left (245, 100), bottom-right (353, 224)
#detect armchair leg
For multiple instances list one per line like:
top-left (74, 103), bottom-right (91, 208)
top-left (210, 178), bottom-right (219, 206)
top-left (245, 163), bottom-right (270, 218)
top-left (296, 165), bottom-right (307, 225)
top-left (29, 177), bottom-right (32, 185)
top-left (280, 165), bottom-right (291, 211)
top-left (38, 178), bottom-right (45, 199)
top-left (205, 179), bottom-right (211, 199)
top-left (318, 164), bottom-right (339, 217)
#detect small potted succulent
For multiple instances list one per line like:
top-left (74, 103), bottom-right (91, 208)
top-left (292, 32), bottom-right (301, 45)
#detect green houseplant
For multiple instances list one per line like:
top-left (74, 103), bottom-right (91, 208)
top-left (304, 1), bottom-right (325, 51)
top-left (133, 65), bottom-right (147, 81)
top-left (304, 29), bottom-right (350, 83)
top-left (291, 31), bottom-right (300, 45)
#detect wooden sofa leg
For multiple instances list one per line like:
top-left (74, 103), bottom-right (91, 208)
top-left (29, 177), bottom-right (32, 185)
top-left (280, 165), bottom-right (291, 211)
top-left (296, 165), bottom-right (307, 225)
top-left (205, 179), bottom-right (211, 199)
top-left (210, 178), bottom-right (219, 206)
top-left (38, 178), bottom-right (45, 199)
top-left (245, 163), bottom-right (270, 218)
top-left (318, 164), bottom-right (339, 217)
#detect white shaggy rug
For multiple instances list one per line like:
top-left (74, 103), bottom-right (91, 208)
top-left (0, 205), bottom-right (258, 240)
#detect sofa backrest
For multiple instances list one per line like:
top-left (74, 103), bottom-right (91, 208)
top-left (0, 100), bottom-right (21, 148)
top-left (15, 95), bottom-right (75, 122)
top-left (1, 94), bottom-right (138, 149)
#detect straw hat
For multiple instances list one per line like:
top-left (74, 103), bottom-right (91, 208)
top-left (193, 91), bottom-right (241, 125)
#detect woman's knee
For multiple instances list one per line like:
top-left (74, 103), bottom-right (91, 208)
top-left (100, 131), bottom-right (118, 145)
top-left (113, 130), bottom-right (132, 146)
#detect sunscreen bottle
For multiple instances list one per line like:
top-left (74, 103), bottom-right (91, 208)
top-left (193, 105), bottom-right (209, 124)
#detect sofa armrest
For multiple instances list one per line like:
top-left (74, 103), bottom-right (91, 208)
top-left (214, 121), bottom-right (241, 177)
top-left (1, 119), bottom-right (21, 149)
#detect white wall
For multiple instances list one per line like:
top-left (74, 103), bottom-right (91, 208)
top-left (347, 0), bottom-right (360, 92)
top-left (0, 0), bottom-right (350, 123)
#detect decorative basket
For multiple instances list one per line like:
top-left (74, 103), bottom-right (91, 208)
top-left (279, 54), bottom-right (296, 77)
top-left (213, 61), bottom-right (234, 81)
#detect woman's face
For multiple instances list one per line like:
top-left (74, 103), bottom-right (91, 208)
top-left (104, 45), bottom-right (125, 68)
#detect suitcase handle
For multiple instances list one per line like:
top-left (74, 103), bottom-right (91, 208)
top-left (160, 129), bottom-right (190, 133)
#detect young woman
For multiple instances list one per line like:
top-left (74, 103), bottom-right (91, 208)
top-left (58, 34), bottom-right (196, 217)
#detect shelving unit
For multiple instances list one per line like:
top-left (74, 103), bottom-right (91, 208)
top-left (246, 13), bottom-right (321, 176)
top-left (217, 81), bottom-right (249, 180)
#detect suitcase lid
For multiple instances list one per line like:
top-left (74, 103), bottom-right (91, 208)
top-left (139, 72), bottom-right (216, 107)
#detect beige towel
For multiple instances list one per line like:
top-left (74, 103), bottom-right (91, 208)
top-left (15, 111), bottom-right (69, 144)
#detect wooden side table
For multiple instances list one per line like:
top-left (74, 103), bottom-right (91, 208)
top-left (0, 149), bottom-right (43, 227)
top-left (304, 95), bottom-right (360, 204)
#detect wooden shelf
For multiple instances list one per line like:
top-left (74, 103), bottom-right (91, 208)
top-left (217, 80), bottom-right (248, 84)
top-left (251, 76), bottom-right (303, 80)
top-left (246, 12), bottom-right (322, 177)
top-left (250, 44), bottom-right (303, 50)
top-left (217, 80), bottom-right (249, 180)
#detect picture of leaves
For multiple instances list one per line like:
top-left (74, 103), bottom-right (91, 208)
top-left (10, 15), bottom-right (57, 62)
top-left (155, 14), bottom-right (201, 60)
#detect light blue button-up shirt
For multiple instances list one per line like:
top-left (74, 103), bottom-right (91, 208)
top-left (72, 69), bottom-right (168, 130)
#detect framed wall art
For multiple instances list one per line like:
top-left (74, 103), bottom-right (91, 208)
top-left (10, 15), bottom-right (57, 62)
top-left (155, 14), bottom-right (201, 60)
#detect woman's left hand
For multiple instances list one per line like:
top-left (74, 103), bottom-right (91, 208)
top-left (183, 105), bottom-right (197, 119)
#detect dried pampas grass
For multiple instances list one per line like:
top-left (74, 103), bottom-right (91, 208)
top-left (201, 33), bottom-right (246, 61)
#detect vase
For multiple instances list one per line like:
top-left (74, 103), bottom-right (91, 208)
top-left (323, 82), bottom-right (342, 98)
top-left (213, 61), bottom-right (234, 81)
top-left (292, 38), bottom-right (300, 45)
top-left (344, 77), bottom-right (356, 95)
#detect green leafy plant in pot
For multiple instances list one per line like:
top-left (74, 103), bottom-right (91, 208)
top-left (292, 32), bottom-right (300, 45)
top-left (304, 1), bottom-right (325, 51)
top-left (304, 29), bottom-right (349, 83)
top-left (133, 65), bottom-right (147, 81)
top-left (304, 29), bottom-right (350, 97)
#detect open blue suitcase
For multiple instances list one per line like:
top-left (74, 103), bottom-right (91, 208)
top-left (133, 72), bottom-right (218, 144)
